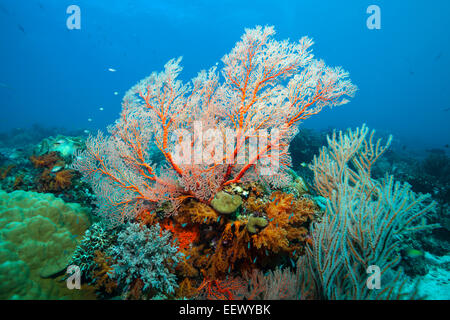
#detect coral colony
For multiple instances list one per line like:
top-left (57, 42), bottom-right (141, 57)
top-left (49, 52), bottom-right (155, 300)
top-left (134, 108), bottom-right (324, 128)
top-left (3, 25), bottom-right (432, 300)
top-left (66, 26), bottom-right (437, 299)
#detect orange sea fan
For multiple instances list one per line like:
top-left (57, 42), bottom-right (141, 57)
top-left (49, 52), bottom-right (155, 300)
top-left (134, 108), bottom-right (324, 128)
top-left (196, 276), bottom-right (246, 300)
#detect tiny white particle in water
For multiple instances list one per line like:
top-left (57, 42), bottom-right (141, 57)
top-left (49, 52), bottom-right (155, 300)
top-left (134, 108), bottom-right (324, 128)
top-left (87, 118), bottom-right (92, 122)
top-left (83, 130), bottom-right (89, 134)
top-left (108, 68), bottom-right (116, 72)
top-left (99, 107), bottom-right (104, 111)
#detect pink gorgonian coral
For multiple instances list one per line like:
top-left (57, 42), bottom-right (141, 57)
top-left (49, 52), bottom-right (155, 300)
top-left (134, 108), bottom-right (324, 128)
top-left (72, 25), bottom-right (357, 227)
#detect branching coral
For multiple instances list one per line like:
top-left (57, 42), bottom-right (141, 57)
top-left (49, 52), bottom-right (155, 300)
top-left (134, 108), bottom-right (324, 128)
top-left (300, 125), bottom-right (437, 300)
top-left (109, 222), bottom-right (183, 296)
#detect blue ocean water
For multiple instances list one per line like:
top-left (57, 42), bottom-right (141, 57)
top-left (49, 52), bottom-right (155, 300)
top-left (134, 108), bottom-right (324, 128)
top-left (0, 0), bottom-right (449, 151)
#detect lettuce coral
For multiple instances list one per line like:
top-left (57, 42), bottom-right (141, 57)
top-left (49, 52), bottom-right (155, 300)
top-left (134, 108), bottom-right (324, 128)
top-left (0, 190), bottom-right (93, 299)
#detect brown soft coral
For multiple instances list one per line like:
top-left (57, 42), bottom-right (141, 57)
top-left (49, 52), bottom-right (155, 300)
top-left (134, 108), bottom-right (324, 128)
top-left (251, 191), bottom-right (317, 258)
top-left (36, 169), bottom-right (74, 192)
top-left (178, 199), bottom-right (223, 225)
top-left (244, 194), bottom-right (268, 214)
top-left (206, 220), bottom-right (253, 278)
top-left (92, 250), bottom-right (117, 294)
top-left (0, 164), bottom-right (15, 180)
top-left (176, 278), bottom-right (198, 299)
top-left (30, 151), bottom-right (73, 193)
top-left (30, 151), bottom-right (64, 169)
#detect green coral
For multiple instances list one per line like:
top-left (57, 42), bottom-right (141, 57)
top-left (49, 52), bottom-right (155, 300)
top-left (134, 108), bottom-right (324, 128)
top-left (246, 216), bottom-right (268, 234)
top-left (0, 190), bottom-right (93, 299)
top-left (211, 191), bottom-right (242, 215)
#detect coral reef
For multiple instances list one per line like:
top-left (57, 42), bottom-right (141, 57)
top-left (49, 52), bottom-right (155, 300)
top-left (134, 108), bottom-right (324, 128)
top-left (0, 24), bottom-right (445, 302)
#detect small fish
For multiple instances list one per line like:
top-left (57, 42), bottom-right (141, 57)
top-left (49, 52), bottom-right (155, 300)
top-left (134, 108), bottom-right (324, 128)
top-left (17, 24), bottom-right (26, 34)
top-left (51, 165), bottom-right (63, 173)
top-left (181, 223), bottom-right (187, 228)
top-left (99, 107), bottom-right (104, 111)
top-left (87, 118), bottom-right (92, 122)
top-left (83, 130), bottom-right (89, 134)
top-left (0, 4), bottom-right (9, 16)
top-left (114, 91), bottom-right (119, 95)
top-left (108, 68), bottom-right (117, 72)
top-left (442, 107), bottom-right (450, 112)
top-left (445, 144), bottom-right (449, 148)
top-left (405, 247), bottom-right (423, 259)
top-left (434, 52), bottom-right (442, 61)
